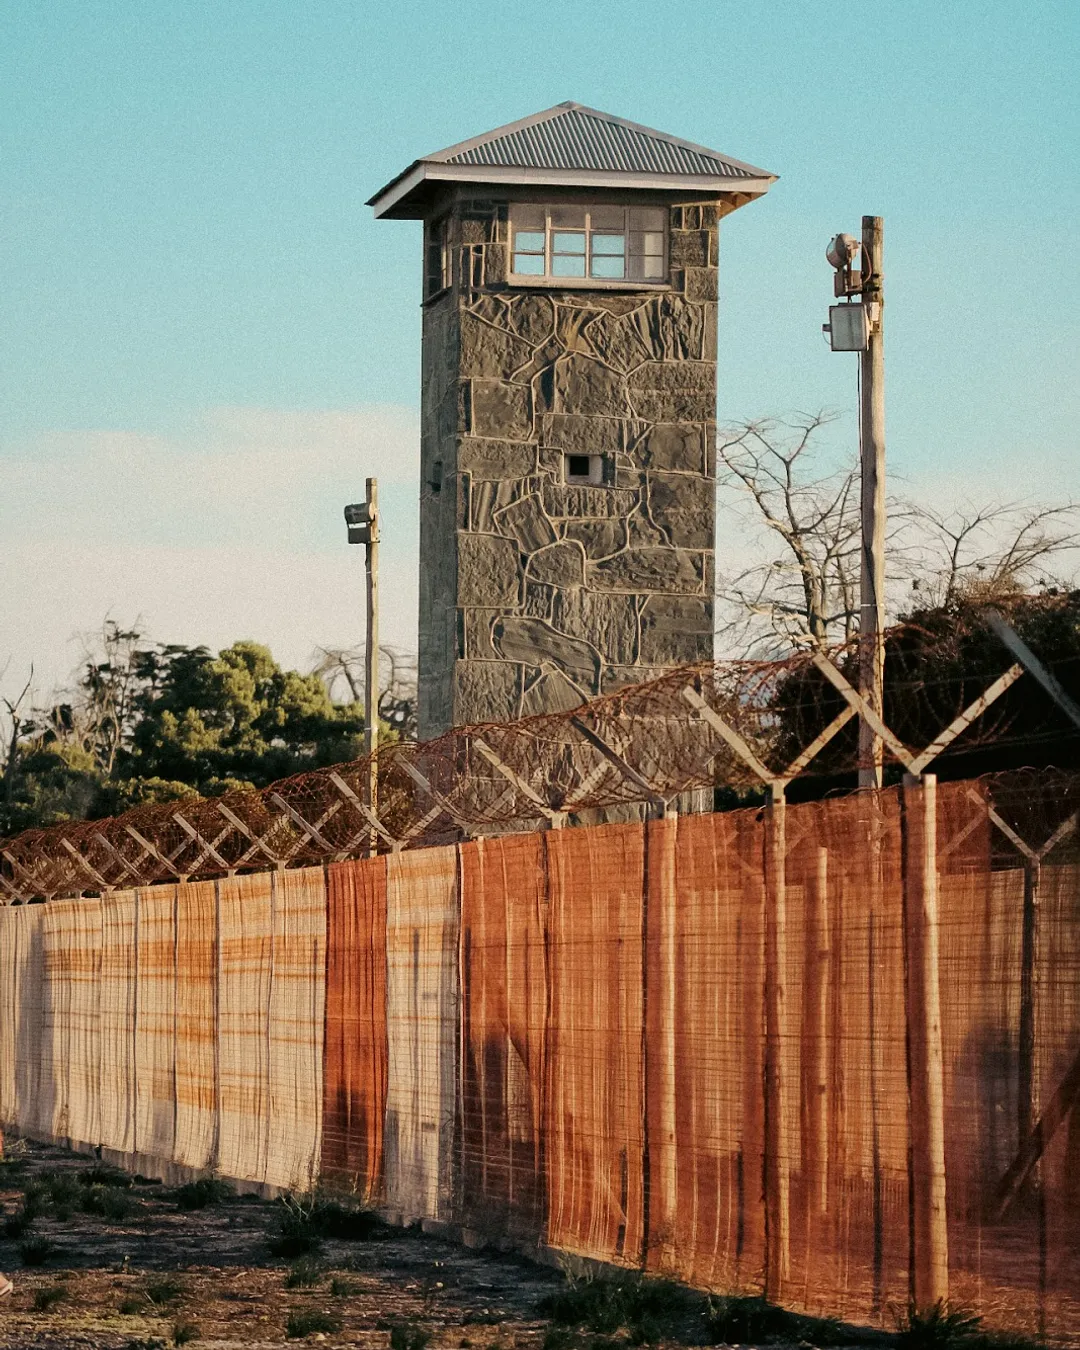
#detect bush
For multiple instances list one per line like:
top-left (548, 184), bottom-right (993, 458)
top-left (285, 1256), bottom-right (325, 1289)
top-left (3, 1204), bottom-right (38, 1239)
top-left (330, 1276), bottom-right (360, 1297)
top-left (286, 1309), bottom-right (342, 1338)
top-left (79, 1163), bottom-right (132, 1189)
top-left (172, 1322), bottom-right (200, 1346)
top-left (18, 1235), bottom-right (58, 1266)
top-left (39, 1171), bottom-right (83, 1211)
top-left (389, 1323), bottom-right (432, 1350)
top-left (174, 1179), bottom-right (235, 1212)
top-left (539, 1273), bottom-right (691, 1339)
top-left (145, 1277), bottom-right (185, 1307)
top-left (120, 1295), bottom-right (147, 1315)
top-left (32, 1285), bottom-right (68, 1312)
top-left (82, 1184), bottom-right (138, 1221)
top-left (269, 1193), bottom-right (380, 1257)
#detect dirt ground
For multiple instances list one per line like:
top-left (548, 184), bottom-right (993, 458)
top-left (0, 1137), bottom-right (563, 1350)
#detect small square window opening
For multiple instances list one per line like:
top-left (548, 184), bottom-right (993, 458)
top-left (564, 453), bottom-right (605, 485)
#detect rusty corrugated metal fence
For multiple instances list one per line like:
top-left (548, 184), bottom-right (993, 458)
top-left (1, 771), bottom-right (1078, 1343)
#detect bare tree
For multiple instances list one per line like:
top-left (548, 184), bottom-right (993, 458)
top-left (905, 501), bottom-right (1080, 608)
top-left (312, 644), bottom-right (418, 739)
top-left (717, 413), bottom-right (1080, 654)
top-left (0, 665), bottom-right (34, 824)
top-left (716, 412), bottom-right (867, 651)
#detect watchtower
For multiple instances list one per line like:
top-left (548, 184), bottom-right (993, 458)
top-left (369, 103), bottom-right (775, 738)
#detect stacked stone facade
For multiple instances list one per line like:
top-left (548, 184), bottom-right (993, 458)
top-left (418, 193), bottom-right (721, 739)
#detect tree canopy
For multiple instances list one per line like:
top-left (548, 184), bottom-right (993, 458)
top-left (0, 628), bottom-right (380, 834)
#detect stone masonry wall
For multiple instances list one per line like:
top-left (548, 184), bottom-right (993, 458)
top-left (418, 197), bottom-right (720, 739)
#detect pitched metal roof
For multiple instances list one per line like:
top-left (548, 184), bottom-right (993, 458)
top-left (368, 102), bottom-right (776, 219)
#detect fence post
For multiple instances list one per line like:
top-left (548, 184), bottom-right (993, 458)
top-left (645, 810), bottom-right (679, 1270)
top-left (1018, 857), bottom-right (1042, 1162)
top-left (764, 782), bottom-right (789, 1300)
top-left (901, 772), bottom-right (949, 1309)
top-left (802, 845), bottom-right (830, 1219)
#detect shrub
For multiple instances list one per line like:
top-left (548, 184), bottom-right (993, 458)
top-left (79, 1163), bottom-right (132, 1188)
top-left (39, 1171), bottom-right (83, 1211)
top-left (286, 1309), bottom-right (342, 1338)
top-left (18, 1235), bottom-right (58, 1266)
top-left (389, 1322), bottom-right (432, 1350)
top-left (3, 1204), bottom-right (37, 1239)
top-left (285, 1256), bottom-right (325, 1289)
top-left (539, 1273), bottom-right (691, 1339)
top-left (174, 1179), bottom-right (235, 1211)
top-left (330, 1276), bottom-right (359, 1297)
top-left (172, 1322), bottom-right (200, 1345)
top-left (32, 1285), bottom-right (69, 1312)
top-left (120, 1295), bottom-right (147, 1315)
top-left (82, 1184), bottom-right (138, 1221)
top-left (145, 1277), bottom-right (185, 1307)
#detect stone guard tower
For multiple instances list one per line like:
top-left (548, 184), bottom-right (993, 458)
top-left (369, 103), bottom-right (775, 738)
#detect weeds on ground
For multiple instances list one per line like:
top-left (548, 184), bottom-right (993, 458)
top-left (270, 1191), bottom-right (381, 1257)
top-left (894, 1302), bottom-right (1040, 1350)
top-left (79, 1163), bottom-right (132, 1188)
top-left (31, 1285), bottom-right (69, 1312)
top-left (37, 1170), bottom-right (82, 1214)
top-left (330, 1276), bottom-right (360, 1297)
top-left (3, 1202), bottom-right (38, 1239)
top-left (389, 1320), bottom-right (433, 1350)
top-left (172, 1321), bottom-right (200, 1345)
top-left (538, 1270), bottom-right (694, 1342)
top-left (706, 1294), bottom-right (861, 1346)
top-left (173, 1179), bottom-right (235, 1211)
top-left (81, 1183), bottom-right (138, 1221)
top-left (18, 1235), bottom-right (57, 1266)
top-left (285, 1255), bottom-right (325, 1289)
top-left (120, 1295), bottom-right (148, 1315)
top-left (144, 1277), bottom-right (186, 1307)
top-left (125, 1340), bottom-right (168, 1350)
top-left (286, 1309), bottom-right (342, 1338)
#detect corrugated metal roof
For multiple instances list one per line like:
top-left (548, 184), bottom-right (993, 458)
top-left (431, 103), bottom-right (765, 180)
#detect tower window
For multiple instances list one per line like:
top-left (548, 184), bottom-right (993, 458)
top-left (425, 217), bottom-right (450, 297)
top-left (564, 453), bottom-right (605, 485)
top-left (510, 205), bottom-right (667, 284)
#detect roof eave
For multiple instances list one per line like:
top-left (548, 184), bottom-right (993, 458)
top-left (368, 161), bottom-right (777, 220)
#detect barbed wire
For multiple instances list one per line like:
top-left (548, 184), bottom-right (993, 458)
top-left (1, 600), bottom-right (1076, 904)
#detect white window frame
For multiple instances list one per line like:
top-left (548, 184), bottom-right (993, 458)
top-left (508, 204), bottom-right (668, 287)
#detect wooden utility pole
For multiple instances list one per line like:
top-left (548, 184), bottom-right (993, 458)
top-left (858, 216), bottom-right (886, 789)
top-left (364, 477), bottom-right (380, 845)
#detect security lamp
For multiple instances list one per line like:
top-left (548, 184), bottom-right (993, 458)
top-left (344, 501), bottom-right (375, 545)
top-left (824, 304), bottom-right (870, 352)
top-left (826, 234), bottom-right (861, 270)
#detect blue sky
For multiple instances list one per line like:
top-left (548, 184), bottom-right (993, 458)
top-left (2, 0), bottom-right (1077, 697)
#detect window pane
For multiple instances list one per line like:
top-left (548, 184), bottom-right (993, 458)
top-left (511, 204), bottom-right (545, 230)
top-left (591, 255), bottom-right (626, 279)
top-left (639, 255), bottom-right (665, 279)
top-left (552, 254), bottom-right (586, 277)
top-left (591, 233), bottom-right (625, 255)
top-left (550, 205), bottom-right (586, 228)
top-left (513, 253), bottom-right (546, 275)
top-left (513, 230), bottom-right (546, 252)
top-left (589, 205), bottom-right (624, 230)
top-left (630, 206), bottom-right (666, 231)
top-left (552, 231), bottom-right (586, 255)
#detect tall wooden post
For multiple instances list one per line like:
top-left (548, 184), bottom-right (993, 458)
top-left (858, 216), bottom-right (886, 790)
top-left (1018, 858), bottom-right (1042, 1164)
top-left (901, 773), bottom-right (949, 1308)
top-left (764, 782), bottom-right (790, 1299)
top-left (802, 846), bottom-right (830, 1219)
top-left (364, 477), bottom-right (380, 853)
top-left (645, 810), bottom-right (679, 1270)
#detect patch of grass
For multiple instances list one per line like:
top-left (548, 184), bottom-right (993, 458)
top-left (705, 1295), bottom-right (859, 1347)
top-left (79, 1162), bottom-right (132, 1188)
top-left (173, 1178), bottom-right (235, 1211)
top-left (120, 1295), bottom-right (147, 1315)
top-left (285, 1256), bottom-right (325, 1289)
top-left (18, 1235), bottom-right (58, 1266)
top-left (539, 1273), bottom-right (693, 1341)
top-left (270, 1192), bottom-right (380, 1257)
top-left (145, 1277), bottom-right (186, 1307)
top-left (39, 1170), bottom-right (83, 1208)
top-left (172, 1322), bottom-right (200, 1345)
top-left (81, 1183), bottom-right (138, 1221)
top-left (3, 1204), bottom-right (38, 1239)
top-left (330, 1276), bottom-right (360, 1297)
top-left (285, 1309), bottom-right (342, 1338)
top-left (894, 1303), bottom-right (1038, 1350)
top-left (32, 1285), bottom-right (69, 1312)
top-left (390, 1321), bottom-right (432, 1350)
